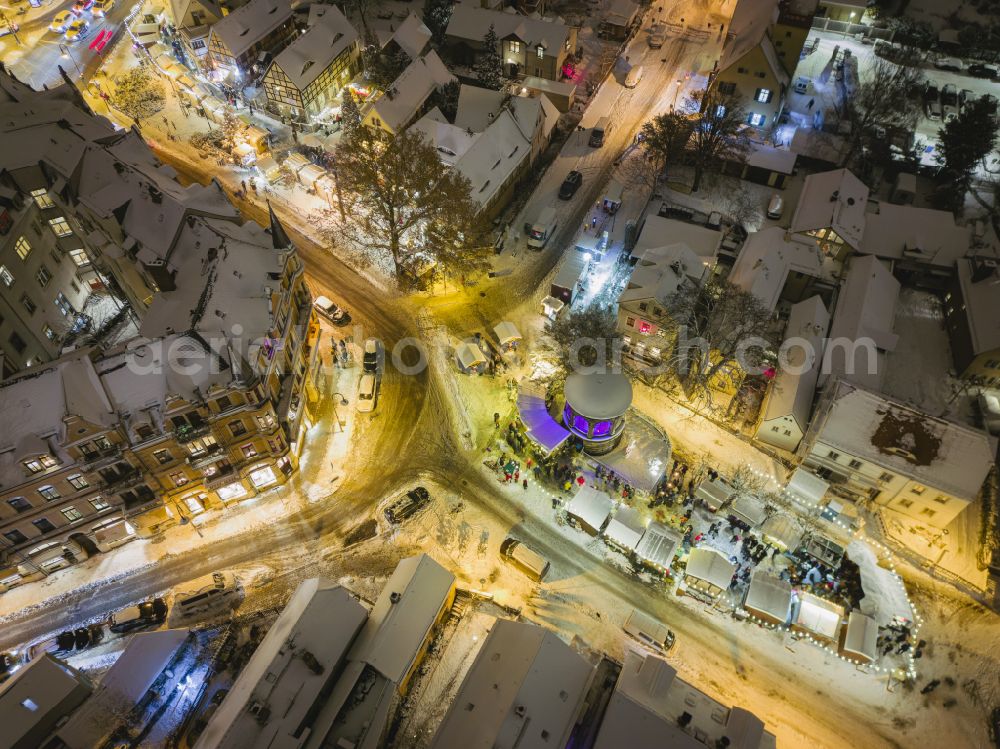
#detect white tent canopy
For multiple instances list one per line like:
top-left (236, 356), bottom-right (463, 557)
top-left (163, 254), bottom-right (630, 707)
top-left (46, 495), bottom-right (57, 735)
top-left (793, 592), bottom-right (844, 643)
top-left (685, 548), bottom-right (736, 595)
top-left (730, 493), bottom-right (767, 527)
top-left (695, 477), bottom-right (733, 510)
top-left (785, 467), bottom-right (829, 508)
top-left (604, 506), bottom-right (644, 551)
top-left (635, 522), bottom-right (681, 572)
top-left (841, 610), bottom-right (878, 663)
top-left (744, 571), bottom-right (791, 625)
top-left (761, 513), bottom-right (803, 550)
top-left (493, 321), bottom-right (522, 346)
top-left (848, 539), bottom-right (913, 626)
top-left (456, 341), bottom-right (487, 370)
top-left (565, 486), bottom-right (613, 534)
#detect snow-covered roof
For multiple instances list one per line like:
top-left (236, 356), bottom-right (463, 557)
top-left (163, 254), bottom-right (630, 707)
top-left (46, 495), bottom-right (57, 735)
top-left (594, 651), bottom-right (771, 749)
top-left (454, 85), bottom-right (507, 132)
top-left (366, 51), bottom-right (454, 133)
top-left (494, 321), bottom-right (522, 345)
top-left (633, 216), bottom-right (721, 259)
top-left (811, 379), bottom-right (996, 502)
top-left (793, 592), bottom-right (843, 640)
top-left (955, 257), bottom-right (1000, 356)
top-left (604, 0), bottom-right (638, 26)
top-left (730, 493), bottom-right (768, 527)
top-left (789, 128), bottom-right (849, 166)
top-left (169, 0), bottom-right (222, 27)
top-left (347, 554), bottom-right (455, 684)
top-left (746, 143), bottom-right (797, 174)
top-left (456, 341), bottom-right (488, 369)
top-left (445, 6), bottom-right (572, 53)
top-left (429, 620), bottom-right (594, 749)
top-left (785, 466), bottom-right (830, 508)
top-left (744, 571), bottom-right (791, 624)
top-left (729, 228), bottom-right (826, 312)
top-left (389, 13), bottom-right (432, 60)
top-left (635, 522), bottom-right (682, 571)
top-left (718, 0), bottom-right (784, 78)
top-left (454, 110), bottom-right (531, 207)
top-left (821, 254), bottom-right (899, 391)
top-left (194, 579), bottom-right (368, 749)
top-left (761, 513), bottom-right (803, 550)
top-left (841, 610), bottom-right (878, 663)
top-left (618, 243), bottom-right (709, 305)
top-left (564, 373), bottom-right (632, 420)
top-left (519, 75), bottom-right (577, 97)
top-left (859, 203), bottom-right (973, 268)
top-left (516, 378), bottom-right (571, 454)
top-left (791, 168), bottom-right (869, 250)
top-left (604, 506), bottom-right (645, 551)
top-left (694, 476), bottom-right (733, 507)
top-left (58, 629), bottom-right (189, 749)
top-left (269, 6), bottom-right (357, 91)
top-left (760, 295), bottom-right (829, 429)
top-left (848, 539), bottom-right (913, 627)
top-left (565, 485), bottom-right (614, 532)
top-left (210, 0), bottom-right (292, 59)
top-left (685, 547), bottom-right (736, 591)
top-left (0, 655), bottom-right (90, 749)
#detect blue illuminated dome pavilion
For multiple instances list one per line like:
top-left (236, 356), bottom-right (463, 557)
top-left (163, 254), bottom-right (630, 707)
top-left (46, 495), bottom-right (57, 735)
top-left (563, 372), bottom-right (633, 455)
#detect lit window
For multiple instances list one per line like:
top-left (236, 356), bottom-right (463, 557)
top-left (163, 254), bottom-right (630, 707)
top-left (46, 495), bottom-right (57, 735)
top-left (715, 105), bottom-right (726, 117)
top-left (48, 217), bottom-right (72, 237)
top-left (0, 264), bottom-right (13, 287)
top-left (755, 88), bottom-right (771, 103)
top-left (30, 188), bottom-right (54, 209)
top-left (21, 294), bottom-right (36, 315)
top-left (43, 324), bottom-right (57, 341)
top-left (15, 236), bottom-right (32, 260)
top-left (592, 420), bottom-right (612, 438)
top-left (24, 455), bottom-right (57, 473)
top-left (184, 495), bottom-right (205, 514)
top-left (21, 698), bottom-right (39, 712)
top-left (509, 41), bottom-right (520, 54)
top-left (154, 449), bottom-right (173, 464)
top-left (242, 443), bottom-right (258, 459)
top-left (249, 466), bottom-right (277, 488)
top-left (38, 485), bottom-right (61, 501)
top-left (638, 321), bottom-right (652, 334)
top-left (748, 112), bottom-right (766, 127)
top-left (36, 265), bottom-right (52, 287)
top-left (256, 413), bottom-right (276, 430)
top-left (933, 495), bottom-right (948, 504)
top-left (170, 471), bottom-right (189, 487)
top-left (536, 45), bottom-right (544, 59)
top-left (217, 482), bottom-right (248, 501)
top-left (90, 496), bottom-right (110, 511)
top-left (61, 506), bottom-right (83, 522)
top-left (68, 474), bottom-right (89, 490)
top-left (229, 419), bottom-right (247, 437)
top-left (69, 248), bottom-right (90, 266)
top-left (911, 484), bottom-right (926, 495)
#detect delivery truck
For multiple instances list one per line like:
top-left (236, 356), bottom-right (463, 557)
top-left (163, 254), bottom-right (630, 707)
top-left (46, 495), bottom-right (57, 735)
top-left (525, 206), bottom-right (559, 249)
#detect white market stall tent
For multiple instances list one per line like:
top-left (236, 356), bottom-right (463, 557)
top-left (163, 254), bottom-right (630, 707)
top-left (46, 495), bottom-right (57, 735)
top-left (682, 547), bottom-right (736, 601)
top-left (761, 513), bottom-right (803, 551)
top-left (603, 506), bottom-right (645, 552)
top-left (455, 341), bottom-right (488, 372)
top-left (792, 592), bottom-right (844, 646)
top-left (634, 522), bottom-right (682, 573)
top-left (493, 321), bottom-right (522, 348)
top-left (565, 486), bottom-right (614, 536)
top-left (695, 476), bottom-right (734, 512)
top-left (785, 467), bottom-right (829, 510)
top-left (848, 539), bottom-right (913, 627)
top-left (729, 493), bottom-right (767, 528)
top-left (743, 571), bottom-right (792, 626)
top-left (840, 610), bottom-right (878, 664)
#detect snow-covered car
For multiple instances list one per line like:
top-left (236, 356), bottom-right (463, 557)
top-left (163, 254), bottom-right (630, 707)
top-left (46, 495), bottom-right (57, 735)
top-left (64, 19), bottom-right (90, 41)
top-left (384, 486), bottom-right (430, 524)
top-left (170, 572), bottom-right (242, 622)
top-left (766, 193), bottom-right (784, 220)
top-left (793, 77), bottom-right (810, 94)
top-left (73, 0), bottom-right (94, 13)
top-left (313, 294), bottom-right (351, 326)
top-left (967, 63), bottom-right (997, 79)
top-left (924, 85), bottom-right (942, 120)
top-left (357, 373), bottom-right (377, 412)
top-left (558, 170), bottom-right (583, 200)
top-left (959, 89), bottom-right (975, 114)
top-left (49, 11), bottom-right (73, 32)
top-left (941, 84), bottom-right (959, 121)
top-left (933, 57), bottom-right (962, 72)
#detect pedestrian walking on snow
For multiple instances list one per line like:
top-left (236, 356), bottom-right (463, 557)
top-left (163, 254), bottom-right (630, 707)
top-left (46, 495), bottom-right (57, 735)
top-left (523, 478), bottom-right (528, 490)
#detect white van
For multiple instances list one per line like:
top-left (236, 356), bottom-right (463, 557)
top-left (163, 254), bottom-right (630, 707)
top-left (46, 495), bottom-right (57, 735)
top-left (625, 65), bottom-right (644, 88)
top-left (623, 608), bottom-right (675, 652)
top-left (172, 572), bottom-right (241, 620)
top-left (500, 537), bottom-right (550, 581)
top-left (526, 206), bottom-right (558, 249)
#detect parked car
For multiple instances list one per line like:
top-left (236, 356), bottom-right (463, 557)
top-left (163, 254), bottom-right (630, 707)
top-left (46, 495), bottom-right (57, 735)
top-left (766, 193), bottom-right (784, 220)
top-left (924, 84), bottom-right (942, 120)
top-left (49, 10), bottom-right (73, 32)
top-left (55, 631), bottom-right (77, 651)
top-left (981, 93), bottom-right (999, 118)
top-left (499, 537), bottom-right (550, 581)
top-left (793, 76), bottom-right (810, 94)
top-left (0, 651), bottom-right (21, 683)
top-left (648, 25), bottom-right (665, 48)
top-left (623, 608), bottom-right (676, 653)
top-left (933, 57), bottom-right (963, 72)
top-left (941, 84), bottom-right (959, 120)
top-left (960, 89), bottom-right (976, 114)
top-left (558, 170), bottom-right (583, 200)
top-left (362, 338), bottom-right (380, 374)
top-left (313, 295), bottom-right (351, 326)
top-left (384, 486), bottom-right (430, 524)
top-left (109, 598), bottom-right (167, 633)
top-left (171, 572), bottom-right (242, 621)
top-left (93, 0), bottom-right (114, 14)
top-left (64, 19), bottom-right (90, 41)
top-left (357, 373), bottom-right (377, 412)
top-left (73, 0), bottom-right (94, 12)
top-left (967, 63), bottom-right (997, 79)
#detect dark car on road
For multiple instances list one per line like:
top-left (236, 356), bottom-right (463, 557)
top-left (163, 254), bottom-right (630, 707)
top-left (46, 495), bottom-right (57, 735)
top-left (968, 64), bottom-right (997, 79)
top-left (384, 487), bottom-right (430, 524)
top-left (109, 598), bottom-right (167, 633)
top-left (558, 170), bottom-right (583, 200)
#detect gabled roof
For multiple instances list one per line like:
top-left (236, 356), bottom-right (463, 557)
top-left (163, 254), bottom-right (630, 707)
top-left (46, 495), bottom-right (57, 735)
top-left (761, 295), bottom-right (829, 430)
top-left (729, 227), bottom-right (825, 312)
top-left (452, 108), bottom-right (532, 208)
top-left (366, 51), bottom-right (454, 133)
top-left (790, 168), bottom-right (869, 250)
top-left (169, 0), bottom-right (223, 28)
top-left (821, 254), bottom-right (898, 391)
top-left (454, 84), bottom-right (506, 132)
top-left (633, 216), bottom-right (721, 259)
top-left (211, 0), bottom-right (292, 59)
top-left (445, 5), bottom-right (571, 53)
top-left (410, 109), bottom-right (480, 165)
top-left (604, 0), bottom-right (639, 26)
top-left (618, 243), bottom-right (708, 305)
top-left (389, 13), bottom-right (432, 59)
top-left (269, 5), bottom-right (357, 92)
top-left (811, 379), bottom-right (996, 502)
top-left (718, 0), bottom-right (780, 72)
top-left (859, 203), bottom-right (974, 268)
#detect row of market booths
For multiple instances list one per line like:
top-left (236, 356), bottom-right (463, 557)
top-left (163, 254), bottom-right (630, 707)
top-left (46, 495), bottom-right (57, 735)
top-left (563, 486), bottom-right (684, 575)
top-left (455, 322), bottom-right (523, 374)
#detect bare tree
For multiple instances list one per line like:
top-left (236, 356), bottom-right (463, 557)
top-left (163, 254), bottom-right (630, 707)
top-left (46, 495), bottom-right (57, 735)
top-left (687, 88), bottom-right (750, 193)
top-left (333, 128), bottom-right (489, 284)
top-left (660, 277), bottom-right (777, 403)
top-left (725, 184), bottom-right (763, 231)
top-left (837, 53), bottom-right (923, 172)
top-left (640, 111), bottom-right (692, 181)
top-left (548, 303), bottom-right (621, 374)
